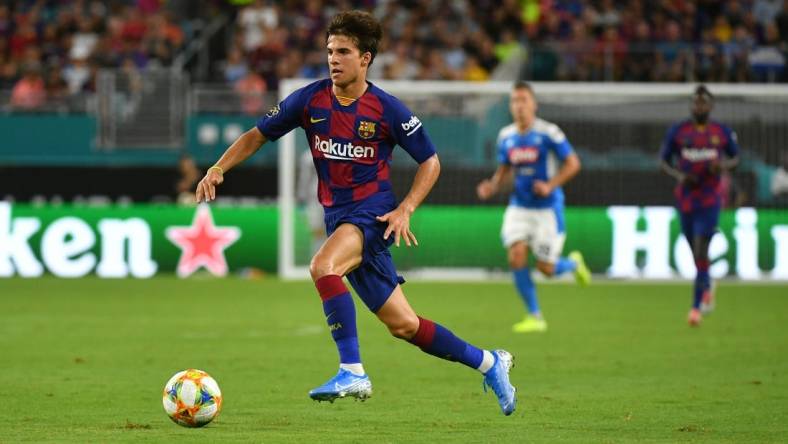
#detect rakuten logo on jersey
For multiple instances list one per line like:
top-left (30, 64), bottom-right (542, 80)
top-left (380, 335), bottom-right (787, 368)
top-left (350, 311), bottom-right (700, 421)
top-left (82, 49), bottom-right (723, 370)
top-left (509, 147), bottom-right (539, 164)
top-left (401, 115), bottom-right (422, 135)
top-left (313, 135), bottom-right (376, 161)
top-left (681, 147), bottom-right (718, 162)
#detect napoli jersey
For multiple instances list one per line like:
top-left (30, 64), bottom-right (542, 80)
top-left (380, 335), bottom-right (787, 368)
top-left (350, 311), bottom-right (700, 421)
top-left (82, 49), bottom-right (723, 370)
top-left (497, 118), bottom-right (575, 209)
top-left (660, 119), bottom-right (739, 211)
top-left (256, 79), bottom-right (436, 208)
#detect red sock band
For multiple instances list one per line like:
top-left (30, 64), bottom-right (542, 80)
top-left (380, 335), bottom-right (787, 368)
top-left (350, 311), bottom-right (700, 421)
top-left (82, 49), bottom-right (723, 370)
top-left (696, 259), bottom-right (710, 272)
top-left (315, 275), bottom-right (348, 301)
top-left (409, 316), bottom-right (436, 348)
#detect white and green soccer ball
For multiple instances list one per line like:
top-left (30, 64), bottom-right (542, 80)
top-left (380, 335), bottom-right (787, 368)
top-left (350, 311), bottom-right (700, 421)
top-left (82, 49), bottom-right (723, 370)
top-left (162, 369), bottom-right (222, 427)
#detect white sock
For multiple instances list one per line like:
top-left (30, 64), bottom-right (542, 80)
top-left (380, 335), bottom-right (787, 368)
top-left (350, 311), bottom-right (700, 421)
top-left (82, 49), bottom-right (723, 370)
top-left (477, 350), bottom-right (495, 374)
top-left (339, 363), bottom-right (365, 376)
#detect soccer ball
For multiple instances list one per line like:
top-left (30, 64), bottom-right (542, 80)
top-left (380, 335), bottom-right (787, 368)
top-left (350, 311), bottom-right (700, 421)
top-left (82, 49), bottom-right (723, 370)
top-left (162, 369), bottom-right (223, 427)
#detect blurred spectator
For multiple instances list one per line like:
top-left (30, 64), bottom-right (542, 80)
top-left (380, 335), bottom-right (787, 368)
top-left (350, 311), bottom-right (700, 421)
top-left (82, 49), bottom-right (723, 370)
top-left (224, 46), bottom-right (249, 84)
top-left (0, 59), bottom-right (19, 89)
top-left (71, 17), bottom-right (98, 62)
top-left (749, 22), bottom-right (786, 81)
top-left (234, 70), bottom-right (266, 115)
top-left (62, 51), bottom-right (92, 94)
top-left (654, 21), bottom-right (689, 81)
top-left (725, 25), bottom-right (756, 81)
top-left (238, 0), bottom-right (278, 52)
top-left (175, 154), bottom-right (200, 205)
top-left (624, 20), bottom-right (654, 81)
top-left (463, 55), bottom-right (489, 81)
top-left (753, 0), bottom-right (784, 27)
top-left (45, 65), bottom-right (68, 102)
top-left (9, 22), bottom-right (38, 60)
top-left (0, 5), bottom-right (11, 37)
top-left (11, 67), bottom-right (45, 109)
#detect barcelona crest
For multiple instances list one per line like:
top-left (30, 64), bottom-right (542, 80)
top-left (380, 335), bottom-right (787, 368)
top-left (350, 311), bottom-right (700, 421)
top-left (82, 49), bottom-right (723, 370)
top-left (710, 134), bottom-right (720, 145)
top-left (357, 121), bottom-right (376, 139)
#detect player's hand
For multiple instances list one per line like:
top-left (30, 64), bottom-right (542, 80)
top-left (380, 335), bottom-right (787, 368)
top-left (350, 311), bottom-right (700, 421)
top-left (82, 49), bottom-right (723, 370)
top-left (376, 206), bottom-right (418, 247)
top-left (195, 169), bottom-right (224, 203)
top-left (532, 180), bottom-right (553, 197)
top-left (680, 173), bottom-right (698, 186)
top-left (476, 179), bottom-right (496, 200)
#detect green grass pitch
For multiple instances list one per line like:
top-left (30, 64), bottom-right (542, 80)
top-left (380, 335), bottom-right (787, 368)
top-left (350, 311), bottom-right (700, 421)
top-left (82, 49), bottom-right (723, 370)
top-left (1, 277), bottom-right (787, 443)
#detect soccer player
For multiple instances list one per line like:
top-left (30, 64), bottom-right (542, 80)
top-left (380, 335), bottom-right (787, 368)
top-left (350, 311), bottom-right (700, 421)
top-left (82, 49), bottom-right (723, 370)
top-left (477, 81), bottom-right (590, 334)
top-left (660, 85), bottom-right (739, 327)
top-left (195, 11), bottom-right (516, 415)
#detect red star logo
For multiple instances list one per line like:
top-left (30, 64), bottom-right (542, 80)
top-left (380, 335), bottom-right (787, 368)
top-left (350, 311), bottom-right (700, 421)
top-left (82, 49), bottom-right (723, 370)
top-left (166, 205), bottom-right (241, 277)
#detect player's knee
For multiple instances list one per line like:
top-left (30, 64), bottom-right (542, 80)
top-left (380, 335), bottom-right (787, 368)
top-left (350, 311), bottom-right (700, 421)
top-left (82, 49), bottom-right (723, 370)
top-left (387, 315), bottom-right (419, 340)
top-left (508, 249), bottom-right (527, 269)
top-left (309, 254), bottom-right (335, 280)
top-left (536, 261), bottom-right (555, 276)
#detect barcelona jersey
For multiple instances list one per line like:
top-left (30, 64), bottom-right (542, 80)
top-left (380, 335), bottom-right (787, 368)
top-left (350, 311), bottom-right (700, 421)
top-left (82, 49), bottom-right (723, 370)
top-left (660, 120), bottom-right (739, 212)
top-left (256, 79), bottom-right (436, 208)
top-left (497, 118), bottom-right (575, 210)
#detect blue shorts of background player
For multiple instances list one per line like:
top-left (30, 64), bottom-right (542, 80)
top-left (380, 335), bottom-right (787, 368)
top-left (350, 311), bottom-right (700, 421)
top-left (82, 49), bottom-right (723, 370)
top-left (324, 193), bottom-right (405, 312)
top-left (679, 205), bottom-right (720, 241)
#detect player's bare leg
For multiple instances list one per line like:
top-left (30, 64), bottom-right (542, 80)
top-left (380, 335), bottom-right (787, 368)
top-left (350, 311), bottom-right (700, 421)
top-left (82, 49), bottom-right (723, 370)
top-left (376, 285), bottom-right (516, 415)
top-left (308, 224), bottom-right (372, 402)
top-left (536, 256), bottom-right (590, 286)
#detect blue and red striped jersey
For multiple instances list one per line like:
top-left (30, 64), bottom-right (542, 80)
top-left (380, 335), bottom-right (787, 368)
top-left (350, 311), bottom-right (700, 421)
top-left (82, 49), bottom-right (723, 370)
top-left (660, 119), bottom-right (739, 211)
top-left (256, 79), bottom-right (437, 208)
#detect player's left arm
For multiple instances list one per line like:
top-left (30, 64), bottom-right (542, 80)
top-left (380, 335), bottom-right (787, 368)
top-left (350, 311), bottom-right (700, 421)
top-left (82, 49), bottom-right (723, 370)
top-left (377, 154), bottom-right (440, 247)
top-left (533, 125), bottom-right (581, 197)
top-left (711, 125), bottom-right (740, 174)
top-left (376, 101), bottom-right (439, 247)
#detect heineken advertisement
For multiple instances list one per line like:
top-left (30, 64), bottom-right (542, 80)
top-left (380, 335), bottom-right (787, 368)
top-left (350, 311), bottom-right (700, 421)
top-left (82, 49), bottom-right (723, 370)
top-left (1, 201), bottom-right (786, 280)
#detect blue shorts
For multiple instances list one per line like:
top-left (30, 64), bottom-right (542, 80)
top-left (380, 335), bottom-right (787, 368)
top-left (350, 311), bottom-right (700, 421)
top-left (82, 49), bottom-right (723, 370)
top-left (324, 193), bottom-right (405, 313)
top-left (679, 205), bottom-right (720, 240)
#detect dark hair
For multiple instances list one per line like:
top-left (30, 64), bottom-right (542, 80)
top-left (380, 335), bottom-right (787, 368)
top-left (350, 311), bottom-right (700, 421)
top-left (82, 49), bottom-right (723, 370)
top-left (513, 80), bottom-right (534, 94)
top-left (694, 84), bottom-right (713, 100)
top-left (326, 10), bottom-right (383, 65)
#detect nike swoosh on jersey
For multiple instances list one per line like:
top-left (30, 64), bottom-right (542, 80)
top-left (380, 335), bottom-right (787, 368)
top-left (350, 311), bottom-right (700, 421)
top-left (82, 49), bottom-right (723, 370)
top-left (310, 117), bottom-right (327, 123)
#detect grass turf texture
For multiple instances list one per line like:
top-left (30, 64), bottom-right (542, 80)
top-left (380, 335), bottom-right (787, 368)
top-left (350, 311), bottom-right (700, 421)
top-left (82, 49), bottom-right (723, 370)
top-left (1, 277), bottom-right (786, 443)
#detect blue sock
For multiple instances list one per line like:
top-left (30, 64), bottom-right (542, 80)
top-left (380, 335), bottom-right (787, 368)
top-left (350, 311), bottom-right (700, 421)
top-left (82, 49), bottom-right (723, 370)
top-left (316, 275), bottom-right (360, 364)
top-left (408, 316), bottom-right (483, 370)
top-left (554, 257), bottom-right (577, 276)
top-left (693, 259), bottom-right (710, 309)
top-left (513, 267), bottom-right (540, 315)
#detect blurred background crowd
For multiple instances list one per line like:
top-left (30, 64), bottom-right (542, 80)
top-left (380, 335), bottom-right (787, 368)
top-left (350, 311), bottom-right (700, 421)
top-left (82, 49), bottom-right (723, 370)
top-left (2, 0), bottom-right (787, 112)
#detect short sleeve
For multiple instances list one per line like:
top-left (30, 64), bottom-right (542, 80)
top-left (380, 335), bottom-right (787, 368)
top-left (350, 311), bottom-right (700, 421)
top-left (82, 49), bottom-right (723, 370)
top-left (660, 124), bottom-right (679, 163)
top-left (496, 131), bottom-right (510, 165)
top-left (546, 123), bottom-right (573, 161)
top-left (256, 87), bottom-right (309, 141)
top-left (386, 96), bottom-right (437, 164)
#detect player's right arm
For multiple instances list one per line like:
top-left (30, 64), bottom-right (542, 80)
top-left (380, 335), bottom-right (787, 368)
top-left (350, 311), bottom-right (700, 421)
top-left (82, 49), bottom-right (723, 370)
top-left (477, 164), bottom-right (513, 200)
top-left (195, 81), bottom-right (318, 203)
top-left (659, 123), bottom-right (695, 185)
top-left (196, 128), bottom-right (268, 203)
top-left (477, 127), bottom-right (514, 200)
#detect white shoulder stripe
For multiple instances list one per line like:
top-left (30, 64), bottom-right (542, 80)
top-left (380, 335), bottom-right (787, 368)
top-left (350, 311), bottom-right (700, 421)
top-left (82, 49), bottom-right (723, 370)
top-left (497, 123), bottom-right (519, 143)
top-left (533, 118), bottom-right (566, 143)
